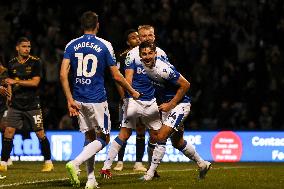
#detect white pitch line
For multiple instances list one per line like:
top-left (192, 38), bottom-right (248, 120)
top-left (0, 166), bottom-right (256, 188)
top-left (0, 178), bottom-right (69, 188)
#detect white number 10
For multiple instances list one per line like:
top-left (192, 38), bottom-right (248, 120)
top-left (75, 53), bottom-right (98, 77)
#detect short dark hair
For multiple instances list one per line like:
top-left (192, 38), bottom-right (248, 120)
top-left (124, 29), bottom-right (137, 41)
top-left (139, 41), bottom-right (156, 52)
top-left (16, 37), bottom-right (30, 45)
top-left (80, 11), bottom-right (98, 31)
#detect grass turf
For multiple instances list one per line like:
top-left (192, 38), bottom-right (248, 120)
top-left (0, 162), bottom-right (283, 189)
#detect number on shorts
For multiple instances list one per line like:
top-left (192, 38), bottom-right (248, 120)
top-left (168, 112), bottom-right (177, 120)
top-left (75, 53), bottom-right (98, 77)
top-left (33, 115), bottom-right (42, 124)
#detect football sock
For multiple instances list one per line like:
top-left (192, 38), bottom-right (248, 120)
top-left (117, 143), bottom-right (126, 161)
top-left (1, 137), bottom-right (13, 162)
top-left (102, 137), bottom-right (125, 170)
top-left (86, 155), bottom-right (95, 180)
top-left (180, 140), bottom-right (204, 166)
top-left (136, 134), bottom-right (145, 162)
top-left (74, 139), bottom-right (105, 165)
top-left (102, 136), bottom-right (126, 170)
top-left (84, 139), bottom-right (96, 180)
top-left (147, 143), bottom-right (166, 176)
top-left (147, 141), bottom-right (156, 167)
top-left (39, 136), bottom-right (51, 161)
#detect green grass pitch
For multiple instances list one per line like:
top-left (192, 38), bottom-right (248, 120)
top-left (0, 161), bottom-right (283, 189)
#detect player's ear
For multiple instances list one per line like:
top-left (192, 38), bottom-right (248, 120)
top-left (16, 45), bottom-right (19, 51)
top-left (96, 22), bottom-right (99, 31)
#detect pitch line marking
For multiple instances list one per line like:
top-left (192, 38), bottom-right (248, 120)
top-left (0, 166), bottom-right (256, 188)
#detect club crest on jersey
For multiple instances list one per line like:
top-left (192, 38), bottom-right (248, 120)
top-left (125, 55), bottom-right (131, 66)
top-left (26, 66), bottom-right (32, 73)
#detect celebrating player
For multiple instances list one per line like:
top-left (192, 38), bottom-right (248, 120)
top-left (139, 41), bottom-right (211, 181)
top-left (60, 11), bottom-right (140, 188)
top-left (100, 25), bottom-right (167, 179)
top-left (113, 29), bottom-right (147, 172)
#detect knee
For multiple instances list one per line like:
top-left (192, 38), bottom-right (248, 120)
top-left (171, 141), bottom-right (181, 149)
top-left (85, 130), bottom-right (96, 142)
top-left (136, 125), bottom-right (145, 135)
top-left (157, 132), bottom-right (168, 143)
top-left (118, 129), bottom-right (132, 142)
top-left (4, 128), bottom-right (15, 138)
top-left (97, 133), bottom-right (110, 147)
top-left (171, 139), bottom-right (185, 150)
top-left (36, 130), bottom-right (46, 140)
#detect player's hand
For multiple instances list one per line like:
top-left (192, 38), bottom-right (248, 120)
top-left (0, 86), bottom-right (11, 98)
top-left (159, 102), bottom-right (176, 112)
top-left (131, 90), bottom-right (141, 99)
top-left (5, 78), bottom-right (17, 85)
top-left (67, 99), bottom-right (80, 117)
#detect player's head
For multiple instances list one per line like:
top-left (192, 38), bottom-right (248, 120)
top-left (124, 29), bottom-right (140, 48)
top-left (80, 11), bottom-right (99, 32)
top-left (139, 41), bottom-right (156, 68)
top-left (138, 25), bottom-right (155, 43)
top-left (16, 37), bottom-right (31, 58)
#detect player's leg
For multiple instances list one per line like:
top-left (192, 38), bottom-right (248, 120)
top-left (0, 110), bottom-right (12, 166)
top-left (142, 125), bottom-right (171, 180)
top-left (100, 127), bottom-right (132, 177)
top-left (170, 129), bottom-right (211, 179)
top-left (133, 121), bottom-right (147, 172)
top-left (141, 100), bottom-right (165, 180)
top-left (101, 98), bottom-right (137, 178)
top-left (29, 109), bottom-right (53, 172)
top-left (84, 130), bottom-right (99, 189)
top-left (140, 99), bottom-right (161, 169)
top-left (113, 142), bottom-right (126, 171)
top-left (114, 100), bottom-right (126, 171)
top-left (0, 108), bottom-right (21, 172)
top-left (66, 101), bottom-right (111, 187)
top-left (169, 103), bottom-right (211, 179)
top-left (0, 127), bottom-right (15, 172)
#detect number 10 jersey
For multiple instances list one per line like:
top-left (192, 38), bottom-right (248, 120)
top-left (63, 34), bottom-right (116, 103)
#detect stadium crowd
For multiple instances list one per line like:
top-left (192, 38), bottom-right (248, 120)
top-left (0, 0), bottom-right (283, 131)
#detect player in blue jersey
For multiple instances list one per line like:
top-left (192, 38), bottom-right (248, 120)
top-left (113, 29), bottom-right (147, 172)
top-left (138, 41), bottom-right (211, 181)
top-left (60, 11), bottom-right (140, 188)
top-left (100, 25), bottom-right (165, 179)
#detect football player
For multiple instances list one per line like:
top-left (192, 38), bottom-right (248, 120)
top-left (139, 41), bottom-right (211, 181)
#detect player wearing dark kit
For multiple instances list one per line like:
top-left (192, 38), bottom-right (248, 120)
top-left (0, 37), bottom-right (53, 172)
top-left (0, 64), bottom-right (9, 179)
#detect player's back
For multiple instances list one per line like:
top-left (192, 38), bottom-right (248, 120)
top-left (64, 34), bottom-right (116, 103)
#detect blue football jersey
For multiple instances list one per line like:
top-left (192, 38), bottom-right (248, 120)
top-left (63, 34), bottom-right (116, 103)
top-left (142, 58), bottom-right (191, 104)
top-left (125, 46), bottom-right (168, 101)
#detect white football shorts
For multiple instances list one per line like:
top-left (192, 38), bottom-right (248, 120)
top-left (161, 102), bottom-right (191, 131)
top-left (76, 100), bottom-right (111, 134)
top-left (121, 98), bottom-right (161, 131)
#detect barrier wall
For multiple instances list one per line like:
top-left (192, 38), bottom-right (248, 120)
top-left (0, 131), bottom-right (283, 162)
